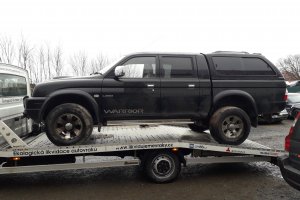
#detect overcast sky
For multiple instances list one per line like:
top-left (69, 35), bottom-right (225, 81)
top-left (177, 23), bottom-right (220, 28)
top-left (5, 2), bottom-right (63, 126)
top-left (0, 0), bottom-right (300, 68)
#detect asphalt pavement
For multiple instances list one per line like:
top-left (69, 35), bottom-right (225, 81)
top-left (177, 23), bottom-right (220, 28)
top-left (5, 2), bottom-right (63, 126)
top-left (0, 120), bottom-right (299, 200)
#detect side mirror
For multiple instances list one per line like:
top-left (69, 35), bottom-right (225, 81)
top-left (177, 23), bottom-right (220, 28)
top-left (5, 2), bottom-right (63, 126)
top-left (114, 66), bottom-right (125, 78)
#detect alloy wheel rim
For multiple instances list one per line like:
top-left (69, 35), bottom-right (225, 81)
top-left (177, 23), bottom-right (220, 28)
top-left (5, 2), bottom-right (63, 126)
top-left (55, 113), bottom-right (83, 140)
top-left (221, 115), bottom-right (244, 139)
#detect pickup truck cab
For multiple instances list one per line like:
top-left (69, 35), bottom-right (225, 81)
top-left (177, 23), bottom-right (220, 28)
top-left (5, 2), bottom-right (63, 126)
top-left (24, 52), bottom-right (286, 146)
top-left (0, 63), bottom-right (32, 145)
top-left (279, 113), bottom-right (300, 191)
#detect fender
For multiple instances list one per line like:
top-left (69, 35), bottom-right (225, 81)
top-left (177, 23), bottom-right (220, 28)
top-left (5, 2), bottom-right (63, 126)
top-left (39, 89), bottom-right (100, 124)
top-left (213, 90), bottom-right (258, 125)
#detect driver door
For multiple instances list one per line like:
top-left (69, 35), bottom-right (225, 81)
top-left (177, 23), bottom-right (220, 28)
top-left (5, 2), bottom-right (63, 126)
top-left (102, 55), bottom-right (160, 119)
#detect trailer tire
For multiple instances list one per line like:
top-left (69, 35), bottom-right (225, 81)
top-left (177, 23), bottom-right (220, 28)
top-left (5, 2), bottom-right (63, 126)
top-left (45, 103), bottom-right (94, 146)
top-left (144, 151), bottom-right (181, 183)
top-left (209, 106), bottom-right (250, 145)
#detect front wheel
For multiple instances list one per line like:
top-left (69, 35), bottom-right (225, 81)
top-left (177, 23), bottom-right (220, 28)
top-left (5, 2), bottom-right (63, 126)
top-left (209, 106), bottom-right (251, 145)
top-left (45, 103), bottom-right (94, 146)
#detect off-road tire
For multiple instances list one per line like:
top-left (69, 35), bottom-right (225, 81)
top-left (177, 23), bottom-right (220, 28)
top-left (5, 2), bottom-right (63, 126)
top-left (45, 103), bottom-right (93, 146)
top-left (209, 106), bottom-right (251, 145)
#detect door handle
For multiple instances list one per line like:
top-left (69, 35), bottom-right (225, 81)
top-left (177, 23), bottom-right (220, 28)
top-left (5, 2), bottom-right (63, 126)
top-left (147, 84), bottom-right (154, 88)
top-left (188, 84), bottom-right (195, 88)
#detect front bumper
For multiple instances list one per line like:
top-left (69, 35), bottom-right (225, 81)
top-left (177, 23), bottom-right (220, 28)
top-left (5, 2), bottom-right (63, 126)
top-left (23, 97), bottom-right (46, 122)
top-left (278, 156), bottom-right (300, 191)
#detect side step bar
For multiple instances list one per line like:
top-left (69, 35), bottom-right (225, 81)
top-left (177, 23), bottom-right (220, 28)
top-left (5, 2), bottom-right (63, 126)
top-left (107, 119), bottom-right (194, 126)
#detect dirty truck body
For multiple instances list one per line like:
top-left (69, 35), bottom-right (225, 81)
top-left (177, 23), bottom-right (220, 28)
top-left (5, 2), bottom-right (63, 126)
top-left (24, 52), bottom-right (286, 146)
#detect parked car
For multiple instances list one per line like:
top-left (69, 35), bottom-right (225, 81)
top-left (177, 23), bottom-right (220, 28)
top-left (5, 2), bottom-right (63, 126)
top-left (286, 93), bottom-right (300, 118)
top-left (24, 51), bottom-right (286, 146)
top-left (0, 63), bottom-right (32, 145)
top-left (279, 113), bottom-right (300, 191)
top-left (286, 80), bottom-right (300, 93)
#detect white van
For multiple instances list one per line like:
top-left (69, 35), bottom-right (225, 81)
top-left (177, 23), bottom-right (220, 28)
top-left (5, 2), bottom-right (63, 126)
top-left (0, 63), bottom-right (32, 145)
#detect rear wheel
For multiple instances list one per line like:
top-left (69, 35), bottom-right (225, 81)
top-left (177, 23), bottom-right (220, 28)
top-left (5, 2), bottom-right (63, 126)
top-left (144, 151), bottom-right (181, 183)
top-left (45, 103), bottom-right (94, 146)
top-left (209, 106), bottom-right (251, 145)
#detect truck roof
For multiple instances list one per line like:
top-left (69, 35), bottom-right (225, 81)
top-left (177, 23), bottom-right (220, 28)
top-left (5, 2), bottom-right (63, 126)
top-left (126, 52), bottom-right (201, 56)
top-left (126, 52), bottom-right (265, 58)
top-left (0, 63), bottom-right (28, 76)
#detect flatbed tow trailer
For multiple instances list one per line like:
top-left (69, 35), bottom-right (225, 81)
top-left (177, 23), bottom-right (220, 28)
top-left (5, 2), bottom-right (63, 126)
top-left (0, 120), bottom-right (286, 183)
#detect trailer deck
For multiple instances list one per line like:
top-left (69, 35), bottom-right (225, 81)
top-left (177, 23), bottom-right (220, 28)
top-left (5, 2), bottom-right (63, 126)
top-left (0, 120), bottom-right (287, 182)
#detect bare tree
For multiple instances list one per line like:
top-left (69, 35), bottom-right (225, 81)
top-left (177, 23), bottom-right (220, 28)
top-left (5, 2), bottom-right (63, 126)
top-left (0, 36), bottom-right (15, 64)
top-left (38, 46), bottom-right (46, 81)
top-left (53, 46), bottom-right (63, 77)
top-left (47, 46), bottom-right (52, 79)
top-left (18, 37), bottom-right (34, 70)
top-left (37, 45), bottom-right (54, 82)
top-left (0, 35), bottom-right (112, 82)
top-left (90, 53), bottom-right (109, 74)
top-left (70, 51), bottom-right (88, 76)
top-left (278, 55), bottom-right (300, 81)
top-left (30, 56), bottom-right (40, 83)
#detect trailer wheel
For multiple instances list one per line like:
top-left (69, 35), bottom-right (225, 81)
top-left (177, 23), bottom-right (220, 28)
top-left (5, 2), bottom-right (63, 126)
top-left (144, 151), bottom-right (181, 183)
top-left (209, 106), bottom-right (250, 145)
top-left (45, 103), bottom-right (93, 146)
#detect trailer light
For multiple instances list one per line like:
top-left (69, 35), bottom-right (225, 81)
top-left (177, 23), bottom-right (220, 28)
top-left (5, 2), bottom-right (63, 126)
top-left (283, 89), bottom-right (288, 101)
top-left (11, 157), bottom-right (21, 161)
top-left (172, 148), bottom-right (179, 152)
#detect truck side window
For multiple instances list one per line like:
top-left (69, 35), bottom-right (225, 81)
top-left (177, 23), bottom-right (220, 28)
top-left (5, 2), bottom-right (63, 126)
top-left (160, 57), bottom-right (194, 78)
top-left (0, 74), bottom-right (27, 97)
top-left (212, 57), bottom-right (276, 75)
top-left (121, 57), bottom-right (156, 78)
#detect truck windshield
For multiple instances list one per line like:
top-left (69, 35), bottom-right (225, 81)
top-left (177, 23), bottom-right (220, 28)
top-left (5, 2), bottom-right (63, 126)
top-left (0, 74), bottom-right (27, 97)
top-left (97, 56), bottom-right (125, 75)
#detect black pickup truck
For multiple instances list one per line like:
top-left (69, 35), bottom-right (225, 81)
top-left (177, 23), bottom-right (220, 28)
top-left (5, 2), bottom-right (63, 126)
top-left (24, 51), bottom-right (286, 146)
